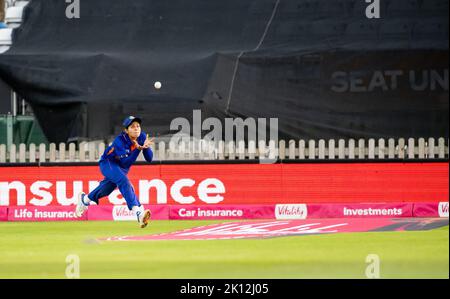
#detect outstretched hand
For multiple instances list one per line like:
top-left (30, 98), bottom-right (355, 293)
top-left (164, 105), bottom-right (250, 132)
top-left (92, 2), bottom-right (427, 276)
top-left (135, 134), bottom-right (154, 150)
top-left (143, 134), bottom-right (154, 149)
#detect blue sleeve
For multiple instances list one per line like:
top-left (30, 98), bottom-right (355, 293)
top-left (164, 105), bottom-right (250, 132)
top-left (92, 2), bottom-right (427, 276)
top-left (110, 135), bottom-right (139, 168)
top-left (137, 132), bottom-right (153, 163)
top-left (143, 148), bottom-right (153, 163)
top-left (119, 149), bottom-right (140, 167)
top-left (137, 132), bottom-right (147, 145)
top-left (106, 137), bottom-right (126, 160)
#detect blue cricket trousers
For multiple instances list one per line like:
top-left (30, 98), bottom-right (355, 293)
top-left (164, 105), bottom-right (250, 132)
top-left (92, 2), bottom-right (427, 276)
top-left (87, 160), bottom-right (140, 210)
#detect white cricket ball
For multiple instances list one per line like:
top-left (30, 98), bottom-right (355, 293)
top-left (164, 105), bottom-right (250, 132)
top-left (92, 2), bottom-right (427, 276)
top-left (154, 81), bottom-right (162, 89)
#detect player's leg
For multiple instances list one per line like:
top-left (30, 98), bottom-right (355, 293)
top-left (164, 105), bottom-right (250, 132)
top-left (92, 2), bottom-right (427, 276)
top-left (86, 179), bottom-right (117, 205)
top-left (75, 179), bottom-right (116, 218)
top-left (75, 162), bottom-right (117, 218)
top-left (103, 162), bottom-right (151, 228)
top-left (114, 171), bottom-right (151, 228)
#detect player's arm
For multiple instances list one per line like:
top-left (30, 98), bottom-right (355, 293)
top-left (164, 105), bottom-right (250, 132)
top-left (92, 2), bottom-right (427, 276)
top-left (137, 133), bottom-right (154, 162)
top-left (112, 138), bottom-right (140, 166)
top-left (142, 147), bottom-right (153, 162)
top-left (105, 137), bottom-right (127, 160)
top-left (129, 133), bottom-right (153, 162)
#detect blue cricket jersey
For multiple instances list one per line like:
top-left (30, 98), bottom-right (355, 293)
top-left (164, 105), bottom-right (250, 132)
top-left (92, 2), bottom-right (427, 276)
top-left (100, 131), bottom-right (153, 169)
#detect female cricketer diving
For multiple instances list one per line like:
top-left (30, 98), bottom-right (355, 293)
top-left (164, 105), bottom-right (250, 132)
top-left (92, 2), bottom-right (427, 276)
top-left (74, 116), bottom-right (154, 228)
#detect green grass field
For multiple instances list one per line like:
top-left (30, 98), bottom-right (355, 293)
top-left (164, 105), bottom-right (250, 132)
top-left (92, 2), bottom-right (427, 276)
top-left (0, 220), bottom-right (448, 278)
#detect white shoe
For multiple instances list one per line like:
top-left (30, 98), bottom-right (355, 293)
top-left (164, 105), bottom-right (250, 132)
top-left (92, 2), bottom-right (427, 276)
top-left (137, 209), bottom-right (151, 228)
top-left (75, 192), bottom-right (89, 218)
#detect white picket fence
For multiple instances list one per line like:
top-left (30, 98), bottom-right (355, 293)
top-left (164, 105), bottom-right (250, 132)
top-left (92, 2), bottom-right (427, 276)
top-left (0, 137), bottom-right (448, 163)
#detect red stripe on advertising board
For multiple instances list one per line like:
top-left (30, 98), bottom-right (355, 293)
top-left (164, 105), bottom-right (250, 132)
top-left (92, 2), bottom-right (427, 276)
top-left (0, 162), bottom-right (447, 206)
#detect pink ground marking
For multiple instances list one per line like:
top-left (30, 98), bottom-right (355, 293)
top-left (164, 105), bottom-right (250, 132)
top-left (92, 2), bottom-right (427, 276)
top-left (103, 218), bottom-right (448, 241)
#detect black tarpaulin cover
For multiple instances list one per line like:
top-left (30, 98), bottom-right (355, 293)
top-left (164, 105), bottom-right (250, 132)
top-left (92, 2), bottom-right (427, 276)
top-left (0, 0), bottom-right (448, 143)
